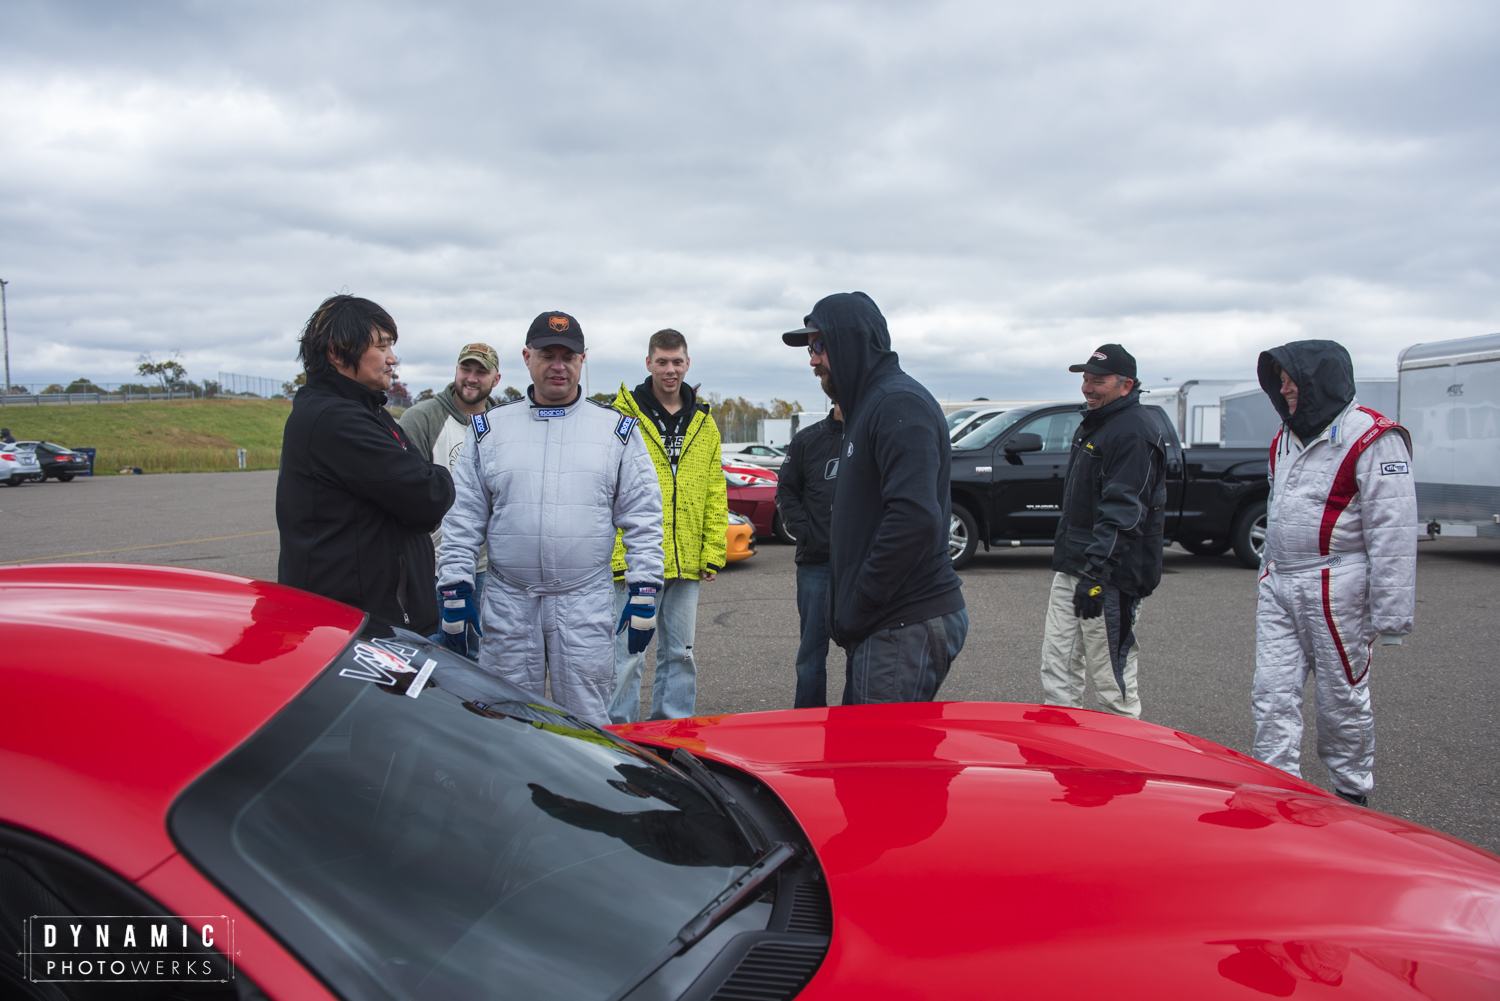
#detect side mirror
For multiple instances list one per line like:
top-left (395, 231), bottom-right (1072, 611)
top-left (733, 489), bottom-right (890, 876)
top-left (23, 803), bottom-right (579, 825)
top-left (1004, 432), bottom-right (1044, 455)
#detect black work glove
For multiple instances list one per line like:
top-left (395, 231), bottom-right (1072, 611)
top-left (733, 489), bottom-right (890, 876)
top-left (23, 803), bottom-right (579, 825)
top-left (1073, 577), bottom-right (1105, 620)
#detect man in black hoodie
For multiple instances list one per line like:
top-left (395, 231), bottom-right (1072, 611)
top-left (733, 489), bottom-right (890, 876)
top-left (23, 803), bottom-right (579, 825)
top-left (1042, 344), bottom-right (1167, 719)
top-left (277, 295), bottom-right (456, 634)
top-left (781, 292), bottom-right (967, 704)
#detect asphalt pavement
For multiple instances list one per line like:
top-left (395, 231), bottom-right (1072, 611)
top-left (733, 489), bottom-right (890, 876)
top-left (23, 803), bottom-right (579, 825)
top-left (3, 470), bottom-right (1496, 853)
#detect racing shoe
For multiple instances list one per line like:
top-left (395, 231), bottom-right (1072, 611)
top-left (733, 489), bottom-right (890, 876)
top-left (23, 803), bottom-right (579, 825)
top-left (1333, 789), bottom-right (1368, 807)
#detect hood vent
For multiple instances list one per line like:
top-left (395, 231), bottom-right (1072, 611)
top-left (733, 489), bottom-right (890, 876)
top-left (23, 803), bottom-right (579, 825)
top-left (708, 940), bottom-right (826, 1001)
top-left (785, 880), bottom-right (832, 937)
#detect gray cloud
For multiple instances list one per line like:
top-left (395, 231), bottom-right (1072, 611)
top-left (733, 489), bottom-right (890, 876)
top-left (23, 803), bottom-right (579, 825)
top-left (0, 0), bottom-right (1496, 406)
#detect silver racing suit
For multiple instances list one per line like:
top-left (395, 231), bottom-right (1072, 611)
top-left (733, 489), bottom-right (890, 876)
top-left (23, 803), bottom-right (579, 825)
top-left (437, 393), bottom-right (664, 725)
top-left (1252, 399), bottom-right (1416, 797)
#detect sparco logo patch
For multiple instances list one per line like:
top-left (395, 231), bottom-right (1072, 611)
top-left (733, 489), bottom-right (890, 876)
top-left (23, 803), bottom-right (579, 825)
top-left (615, 415), bottom-right (638, 444)
top-left (471, 412), bottom-right (490, 442)
top-left (536, 408), bottom-right (567, 418)
top-left (1381, 461), bottom-right (1409, 475)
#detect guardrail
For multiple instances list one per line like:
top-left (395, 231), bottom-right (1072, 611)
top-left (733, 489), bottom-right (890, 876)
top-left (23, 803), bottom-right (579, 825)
top-left (1, 390), bottom-right (225, 406)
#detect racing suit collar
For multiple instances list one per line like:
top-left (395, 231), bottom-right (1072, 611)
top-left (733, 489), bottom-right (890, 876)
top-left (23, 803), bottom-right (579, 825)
top-left (527, 385), bottom-right (583, 417)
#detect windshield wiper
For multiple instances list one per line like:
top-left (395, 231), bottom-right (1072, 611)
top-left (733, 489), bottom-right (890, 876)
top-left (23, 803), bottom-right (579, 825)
top-left (670, 747), bottom-right (769, 855)
top-left (603, 842), bottom-right (798, 1001)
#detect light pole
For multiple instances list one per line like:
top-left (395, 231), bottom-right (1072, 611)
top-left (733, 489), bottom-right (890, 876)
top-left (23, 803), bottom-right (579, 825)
top-left (1, 279), bottom-right (9, 395)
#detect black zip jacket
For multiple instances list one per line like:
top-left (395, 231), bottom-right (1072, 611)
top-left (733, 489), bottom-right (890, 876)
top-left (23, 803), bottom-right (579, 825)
top-left (1052, 389), bottom-right (1167, 597)
top-left (812, 292), bottom-right (965, 647)
top-left (277, 371), bottom-right (456, 632)
top-left (776, 415), bottom-right (843, 564)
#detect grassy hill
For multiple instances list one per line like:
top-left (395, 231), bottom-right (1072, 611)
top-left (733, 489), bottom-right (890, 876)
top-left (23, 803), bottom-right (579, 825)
top-left (0, 398), bottom-right (292, 473)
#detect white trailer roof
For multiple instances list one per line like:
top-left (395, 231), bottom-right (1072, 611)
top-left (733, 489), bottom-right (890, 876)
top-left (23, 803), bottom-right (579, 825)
top-left (1399, 332), bottom-right (1500, 370)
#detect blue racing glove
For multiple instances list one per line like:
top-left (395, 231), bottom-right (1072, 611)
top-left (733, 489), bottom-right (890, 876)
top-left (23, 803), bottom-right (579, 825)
top-left (615, 583), bottom-right (659, 655)
top-left (439, 581), bottom-right (483, 659)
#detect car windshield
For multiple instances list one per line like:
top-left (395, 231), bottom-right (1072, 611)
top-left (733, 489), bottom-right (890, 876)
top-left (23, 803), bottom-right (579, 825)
top-left (175, 631), bottom-right (764, 1001)
top-left (951, 410), bottom-right (1005, 443)
top-left (945, 408), bottom-right (978, 430)
top-left (952, 409), bottom-right (1031, 450)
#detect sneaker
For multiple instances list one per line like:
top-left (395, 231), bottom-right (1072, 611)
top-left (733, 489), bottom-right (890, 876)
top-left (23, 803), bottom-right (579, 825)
top-left (1334, 789), bottom-right (1368, 807)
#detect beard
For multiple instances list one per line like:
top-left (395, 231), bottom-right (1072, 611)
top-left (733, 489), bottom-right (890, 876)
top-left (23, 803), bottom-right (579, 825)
top-left (814, 364), bottom-right (836, 404)
top-left (455, 383), bottom-right (490, 405)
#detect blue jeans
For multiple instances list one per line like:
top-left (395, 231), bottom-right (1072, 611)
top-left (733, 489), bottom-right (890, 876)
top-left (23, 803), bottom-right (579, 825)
top-left (608, 577), bottom-right (701, 723)
top-left (842, 608), bottom-right (968, 705)
top-left (794, 563), bottom-right (831, 708)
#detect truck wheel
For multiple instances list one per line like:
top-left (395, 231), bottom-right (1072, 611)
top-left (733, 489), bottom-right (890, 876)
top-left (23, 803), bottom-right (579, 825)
top-left (949, 506), bottom-right (979, 569)
top-left (1179, 536), bottom-right (1231, 557)
top-left (773, 510), bottom-right (796, 545)
top-left (1231, 500), bottom-right (1268, 569)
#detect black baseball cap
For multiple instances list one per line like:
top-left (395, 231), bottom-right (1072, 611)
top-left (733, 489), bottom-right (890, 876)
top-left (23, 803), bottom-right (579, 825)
top-left (781, 317), bottom-right (819, 347)
top-left (1069, 343), bottom-right (1136, 380)
top-left (526, 311), bottom-right (585, 352)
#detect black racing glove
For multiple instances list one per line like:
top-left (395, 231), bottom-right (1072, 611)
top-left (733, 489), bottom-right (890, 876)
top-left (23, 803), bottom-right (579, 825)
top-left (1073, 577), bottom-right (1104, 620)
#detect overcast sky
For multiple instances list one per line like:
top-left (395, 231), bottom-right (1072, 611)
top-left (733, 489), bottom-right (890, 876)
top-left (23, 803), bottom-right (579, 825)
top-left (1, 0), bottom-right (1496, 404)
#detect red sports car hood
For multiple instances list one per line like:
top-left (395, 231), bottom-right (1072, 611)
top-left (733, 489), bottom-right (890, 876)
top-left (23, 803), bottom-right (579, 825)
top-left (616, 703), bottom-right (1500, 1000)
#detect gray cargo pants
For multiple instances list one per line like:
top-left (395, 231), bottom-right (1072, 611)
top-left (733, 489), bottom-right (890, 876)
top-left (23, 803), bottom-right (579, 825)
top-left (841, 609), bottom-right (969, 705)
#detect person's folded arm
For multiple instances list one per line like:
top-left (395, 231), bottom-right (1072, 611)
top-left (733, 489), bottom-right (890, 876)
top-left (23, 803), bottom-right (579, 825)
top-left (314, 409), bottom-right (455, 531)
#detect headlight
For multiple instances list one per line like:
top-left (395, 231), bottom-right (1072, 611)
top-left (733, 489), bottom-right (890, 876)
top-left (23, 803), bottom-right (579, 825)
top-left (727, 511), bottom-right (750, 525)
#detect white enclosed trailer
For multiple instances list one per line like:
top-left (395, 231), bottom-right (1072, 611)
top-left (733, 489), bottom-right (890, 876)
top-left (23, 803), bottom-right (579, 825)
top-left (1219, 378), bottom-right (1397, 449)
top-left (1398, 332), bottom-right (1500, 540)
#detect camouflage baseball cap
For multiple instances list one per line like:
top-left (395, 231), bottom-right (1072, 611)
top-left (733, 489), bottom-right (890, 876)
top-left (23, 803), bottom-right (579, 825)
top-left (456, 342), bottom-right (499, 371)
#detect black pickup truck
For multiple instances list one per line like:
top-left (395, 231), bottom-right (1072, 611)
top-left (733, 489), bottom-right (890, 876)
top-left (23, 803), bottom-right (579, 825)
top-left (947, 401), bottom-right (1271, 570)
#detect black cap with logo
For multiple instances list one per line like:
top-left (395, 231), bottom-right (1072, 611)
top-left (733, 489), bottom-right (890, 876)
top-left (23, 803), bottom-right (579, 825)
top-left (526, 311), bottom-right (585, 353)
top-left (1068, 343), bottom-right (1136, 380)
top-left (780, 317), bottom-right (819, 347)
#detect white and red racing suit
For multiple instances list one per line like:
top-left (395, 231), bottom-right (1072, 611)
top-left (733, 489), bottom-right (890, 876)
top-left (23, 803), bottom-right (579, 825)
top-left (1252, 400), bottom-right (1416, 797)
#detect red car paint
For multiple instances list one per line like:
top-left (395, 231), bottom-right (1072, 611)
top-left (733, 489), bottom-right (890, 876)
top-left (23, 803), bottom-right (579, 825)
top-left (726, 481), bottom-right (777, 538)
top-left (616, 708), bottom-right (1500, 999)
top-left (4, 564), bottom-right (1499, 999)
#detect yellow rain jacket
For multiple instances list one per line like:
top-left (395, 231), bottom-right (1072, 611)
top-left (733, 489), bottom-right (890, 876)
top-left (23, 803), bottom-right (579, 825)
top-left (611, 382), bottom-right (728, 579)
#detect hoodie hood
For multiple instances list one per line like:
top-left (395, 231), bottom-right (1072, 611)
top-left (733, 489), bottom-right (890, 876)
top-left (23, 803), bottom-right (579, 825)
top-left (806, 292), bottom-right (901, 419)
top-left (1258, 340), bottom-right (1354, 441)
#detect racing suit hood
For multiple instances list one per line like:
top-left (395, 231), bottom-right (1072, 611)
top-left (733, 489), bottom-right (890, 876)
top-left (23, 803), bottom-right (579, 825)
top-left (1258, 340), bottom-right (1354, 442)
top-left (806, 292), bottom-right (900, 421)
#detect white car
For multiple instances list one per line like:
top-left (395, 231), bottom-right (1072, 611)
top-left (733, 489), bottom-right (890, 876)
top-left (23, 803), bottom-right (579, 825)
top-left (1, 444), bottom-right (42, 486)
top-left (721, 443), bottom-right (788, 470)
top-left (950, 406), bottom-right (1010, 443)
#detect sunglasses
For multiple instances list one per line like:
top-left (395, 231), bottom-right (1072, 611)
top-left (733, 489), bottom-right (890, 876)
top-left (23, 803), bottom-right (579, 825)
top-left (806, 339), bottom-right (825, 357)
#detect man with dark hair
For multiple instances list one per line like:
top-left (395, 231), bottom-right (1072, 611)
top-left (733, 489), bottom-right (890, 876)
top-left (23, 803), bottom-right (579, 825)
top-left (277, 294), bottom-right (456, 633)
top-left (776, 402), bottom-right (843, 707)
top-left (606, 327), bottom-right (727, 722)
top-left (1252, 340), bottom-right (1415, 807)
top-left (1041, 344), bottom-right (1166, 718)
top-left (438, 311), bottom-right (664, 726)
top-left (781, 293), bottom-right (967, 704)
